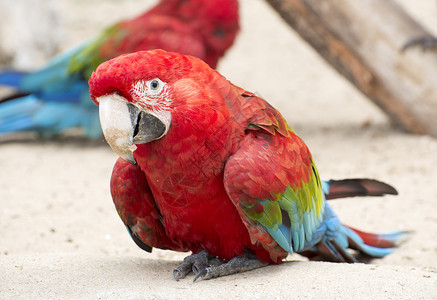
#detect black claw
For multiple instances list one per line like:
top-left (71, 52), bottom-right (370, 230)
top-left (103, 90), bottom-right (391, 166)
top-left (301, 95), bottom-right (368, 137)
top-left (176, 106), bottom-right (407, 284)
top-left (173, 259), bottom-right (193, 281)
top-left (192, 264), bottom-right (201, 275)
top-left (173, 270), bottom-right (181, 282)
top-left (193, 269), bottom-right (208, 282)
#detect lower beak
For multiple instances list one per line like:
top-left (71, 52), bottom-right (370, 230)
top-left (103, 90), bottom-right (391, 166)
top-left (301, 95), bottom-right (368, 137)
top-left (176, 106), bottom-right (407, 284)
top-left (98, 94), bottom-right (168, 163)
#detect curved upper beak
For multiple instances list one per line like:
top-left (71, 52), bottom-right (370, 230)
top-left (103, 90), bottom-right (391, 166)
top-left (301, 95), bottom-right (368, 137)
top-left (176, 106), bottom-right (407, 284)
top-left (98, 94), bottom-right (169, 164)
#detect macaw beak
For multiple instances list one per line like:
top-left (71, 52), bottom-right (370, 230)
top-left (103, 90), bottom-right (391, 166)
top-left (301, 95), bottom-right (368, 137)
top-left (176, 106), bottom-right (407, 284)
top-left (98, 94), bottom-right (169, 164)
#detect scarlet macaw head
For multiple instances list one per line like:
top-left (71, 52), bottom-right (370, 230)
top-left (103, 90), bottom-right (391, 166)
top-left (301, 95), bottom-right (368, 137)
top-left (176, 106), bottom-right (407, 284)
top-left (89, 49), bottom-right (225, 164)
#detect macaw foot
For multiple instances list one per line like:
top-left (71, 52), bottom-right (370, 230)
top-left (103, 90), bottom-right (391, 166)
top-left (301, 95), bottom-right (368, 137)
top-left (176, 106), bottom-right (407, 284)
top-left (173, 251), bottom-right (222, 281)
top-left (402, 35), bottom-right (437, 52)
top-left (173, 251), bottom-right (268, 282)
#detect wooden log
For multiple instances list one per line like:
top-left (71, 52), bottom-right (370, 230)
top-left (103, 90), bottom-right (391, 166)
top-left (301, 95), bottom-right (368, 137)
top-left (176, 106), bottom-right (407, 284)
top-left (265, 0), bottom-right (437, 136)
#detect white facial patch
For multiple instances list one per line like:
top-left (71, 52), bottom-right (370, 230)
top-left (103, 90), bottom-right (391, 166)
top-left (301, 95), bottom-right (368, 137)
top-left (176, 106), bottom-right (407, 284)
top-left (130, 79), bottom-right (172, 136)
top-left (131, 79), bottom-right (172, 111)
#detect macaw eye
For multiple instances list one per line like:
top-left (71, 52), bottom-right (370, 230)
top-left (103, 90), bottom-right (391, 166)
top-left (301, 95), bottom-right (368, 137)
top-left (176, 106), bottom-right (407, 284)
top-left (148, 78), bottom-right (164, 94)
top-left (151, 79), bottom-right (159, 89)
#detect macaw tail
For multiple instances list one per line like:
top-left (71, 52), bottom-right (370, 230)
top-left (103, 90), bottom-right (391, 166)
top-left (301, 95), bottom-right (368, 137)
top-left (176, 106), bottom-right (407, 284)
top-left (345, 225), bottom-right (410, 251)
top-left (300, 224), bottom-right (409, 263)
top-left (323, 178), bottom-right (398, 200)
top-left (299, 201), bottom-right (409, 263)
top-left (0, 94), bottom-right (102, 138)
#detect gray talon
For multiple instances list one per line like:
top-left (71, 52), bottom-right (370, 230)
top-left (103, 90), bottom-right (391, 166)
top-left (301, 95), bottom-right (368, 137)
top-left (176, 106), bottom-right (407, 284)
top-left (193, 268), bottom-right (208, 282)
top-left (174, 251), bottom-right (268, 282)
top-left (173, 270), bottom-right (181, 281)
top-left (173, 251), bottom-right (221, 281)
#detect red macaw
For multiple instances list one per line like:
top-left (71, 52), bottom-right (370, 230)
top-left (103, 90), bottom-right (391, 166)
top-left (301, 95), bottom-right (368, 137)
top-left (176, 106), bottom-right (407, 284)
top-left (89, 50), bottom-right (408, 281)
top-left (0, 0), bottom-right (239, 138)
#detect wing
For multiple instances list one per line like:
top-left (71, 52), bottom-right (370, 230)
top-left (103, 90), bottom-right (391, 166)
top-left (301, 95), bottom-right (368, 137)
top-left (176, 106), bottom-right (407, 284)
top-left (111, 158), bottom-right (186, 252)
top-left (16, 23), bottom-right (128, 102)
top-left (224, 92), bottom-right (325, 262)
top-left (19, 11), bottom-right (206, 104)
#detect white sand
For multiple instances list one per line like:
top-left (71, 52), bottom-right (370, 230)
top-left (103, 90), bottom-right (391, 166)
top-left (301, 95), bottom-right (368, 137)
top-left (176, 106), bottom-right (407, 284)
top-left (1, 0), bottom-right (437, 298)
top-left (1, 254), bottom-right (436, 299)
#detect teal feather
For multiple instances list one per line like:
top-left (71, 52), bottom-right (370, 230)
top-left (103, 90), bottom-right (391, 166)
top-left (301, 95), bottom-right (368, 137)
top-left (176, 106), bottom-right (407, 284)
top-left (257, 184), bottom-right (326, 253)
top-left (340, 226), bottom-right (395, 257)
top-left (265, 226), bottom-right (291, 253)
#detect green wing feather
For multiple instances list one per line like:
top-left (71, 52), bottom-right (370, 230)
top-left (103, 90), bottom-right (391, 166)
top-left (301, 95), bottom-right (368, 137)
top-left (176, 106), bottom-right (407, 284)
top-left (241, 160), bottom-right (324, 253)
top-left (224, 88), bottom-right (325, 259)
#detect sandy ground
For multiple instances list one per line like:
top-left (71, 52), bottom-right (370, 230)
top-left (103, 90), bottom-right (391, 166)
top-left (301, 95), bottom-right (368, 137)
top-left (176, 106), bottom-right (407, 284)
top-left (1, 0), bottom-right (437, 298)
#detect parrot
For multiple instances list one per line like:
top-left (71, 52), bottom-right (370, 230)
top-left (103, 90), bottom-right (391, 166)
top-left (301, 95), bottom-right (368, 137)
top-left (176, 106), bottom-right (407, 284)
top-left (0, 0), bottom-right (239, 139)
top-left (89, 49), bottom-right (409, 281)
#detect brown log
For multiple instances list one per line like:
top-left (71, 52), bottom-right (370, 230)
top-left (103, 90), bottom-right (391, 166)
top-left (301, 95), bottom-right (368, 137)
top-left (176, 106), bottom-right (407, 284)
top-left (265, 0), bottom-right (437, 136)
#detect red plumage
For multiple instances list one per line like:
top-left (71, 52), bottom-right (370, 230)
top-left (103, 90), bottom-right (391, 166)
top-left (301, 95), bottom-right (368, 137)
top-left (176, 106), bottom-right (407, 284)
top-left (99, 0), bottom-right (239, 69)
top-left (90, 50), bottom-right (307, 262)
top-left (111, 157), bottom-right (186, 251)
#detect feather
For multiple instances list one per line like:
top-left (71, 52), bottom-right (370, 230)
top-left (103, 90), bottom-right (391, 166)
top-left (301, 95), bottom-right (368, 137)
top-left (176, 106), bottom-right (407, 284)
top-left (325, 178), bottom-right (398, 200)
top-left (0, 70), bottom-right (27, 88)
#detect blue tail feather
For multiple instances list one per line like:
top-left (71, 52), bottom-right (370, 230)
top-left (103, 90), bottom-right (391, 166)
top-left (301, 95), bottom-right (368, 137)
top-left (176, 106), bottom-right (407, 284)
top-left (298, 202), bottom-right (407, 262)
top-left (0, 95), bottom-right (42, 119)
top-left (0, 95), bottom-right (43, 134)
top-left (0, 116), bottom-right (35, 133)
top-left (0, 95), bottom-right (101, 138)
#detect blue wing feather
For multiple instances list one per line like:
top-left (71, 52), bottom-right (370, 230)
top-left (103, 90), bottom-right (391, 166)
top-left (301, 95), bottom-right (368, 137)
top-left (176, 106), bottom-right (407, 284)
top-left (0, 40), bottom-right (101, 138)
top-left (0, 71), bottom-right (27, 88)
top-left (0, 95), bottom-right (101, 138)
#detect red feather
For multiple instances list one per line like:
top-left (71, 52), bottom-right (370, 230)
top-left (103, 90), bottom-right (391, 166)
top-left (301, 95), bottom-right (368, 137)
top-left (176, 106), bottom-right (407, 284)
top-left (111, 158), bottom-right (186, 251)
top-left (99, 0), bottom-right (239, 69)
